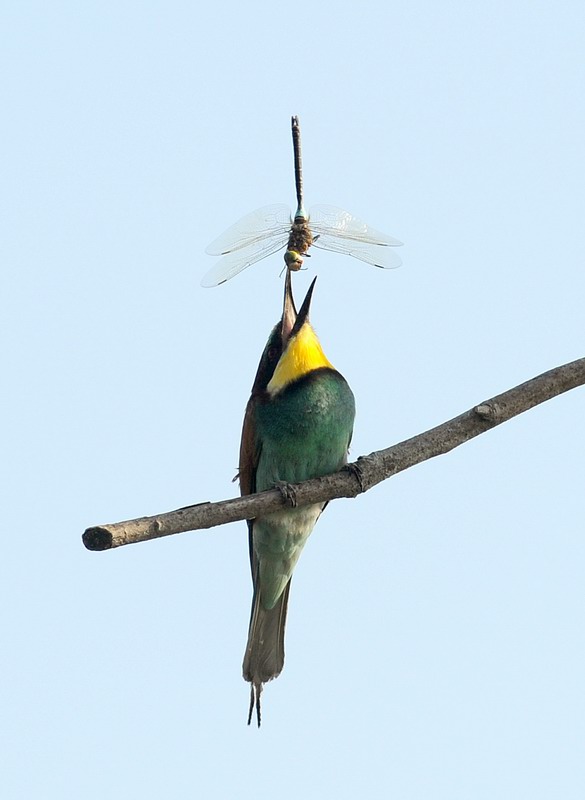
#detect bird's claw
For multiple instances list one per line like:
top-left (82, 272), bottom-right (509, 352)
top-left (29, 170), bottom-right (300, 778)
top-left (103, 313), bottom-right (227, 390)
top-left (344, 462), bottom-right (366, 493)
top-left (274, 480), bottom-right (298, 508)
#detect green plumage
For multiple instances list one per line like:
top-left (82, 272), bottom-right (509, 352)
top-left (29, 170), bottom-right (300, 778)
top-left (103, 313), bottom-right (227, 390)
top-left (254, 368), bottom-right (355, 608)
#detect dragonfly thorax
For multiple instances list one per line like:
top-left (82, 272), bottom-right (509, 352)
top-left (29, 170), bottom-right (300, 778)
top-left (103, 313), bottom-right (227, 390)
top-left (286, 218), bottom-right (313, 267)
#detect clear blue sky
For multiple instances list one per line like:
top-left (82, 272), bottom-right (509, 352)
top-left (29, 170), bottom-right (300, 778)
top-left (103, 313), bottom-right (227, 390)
top-left (2, 2), bottom-right (585, 798)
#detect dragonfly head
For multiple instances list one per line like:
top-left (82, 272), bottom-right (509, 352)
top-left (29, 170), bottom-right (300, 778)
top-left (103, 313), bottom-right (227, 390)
top-left (284, 250), bottom-right (304, 271)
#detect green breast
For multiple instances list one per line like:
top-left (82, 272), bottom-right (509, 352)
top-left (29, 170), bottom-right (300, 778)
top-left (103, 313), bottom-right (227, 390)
top-left (255, 367), bottom-right (355, 489)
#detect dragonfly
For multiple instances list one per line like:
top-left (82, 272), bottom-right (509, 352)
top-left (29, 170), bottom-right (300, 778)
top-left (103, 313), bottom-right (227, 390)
top-left (201, 116), bottom-right (403, 287)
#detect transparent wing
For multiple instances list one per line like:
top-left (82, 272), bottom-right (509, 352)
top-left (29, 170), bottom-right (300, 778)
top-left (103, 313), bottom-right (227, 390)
top-left (201, 234), bottom-right (289, 287)
top-left (308, 204), bottom-right (403, 246)
top-left (205, 204), bottom-right (292, 255)
top-left (311, 233), bottom-right (403, 269)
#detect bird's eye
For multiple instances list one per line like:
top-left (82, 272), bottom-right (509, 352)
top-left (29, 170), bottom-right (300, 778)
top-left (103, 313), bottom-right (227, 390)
top-left (267, 346), bottom-right (279, 361)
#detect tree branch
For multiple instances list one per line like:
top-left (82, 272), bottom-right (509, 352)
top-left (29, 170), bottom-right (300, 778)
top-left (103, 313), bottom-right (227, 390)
top-left (82, 356), bottom-right (585, 552)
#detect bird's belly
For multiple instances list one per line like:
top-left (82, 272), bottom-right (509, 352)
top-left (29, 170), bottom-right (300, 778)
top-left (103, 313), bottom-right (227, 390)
top-left (253, 503), bottom-right (324, 610)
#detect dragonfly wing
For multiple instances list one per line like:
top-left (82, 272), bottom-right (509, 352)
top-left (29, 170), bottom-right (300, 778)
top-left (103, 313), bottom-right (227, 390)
top-left (308, 204), bottom-right (403, 246)
top-left (205, 204), bottom-right (292, 255)
top-left (311, 233), bottom-right (403, 269)
top-left (201, 234), bottom-right (289, 287)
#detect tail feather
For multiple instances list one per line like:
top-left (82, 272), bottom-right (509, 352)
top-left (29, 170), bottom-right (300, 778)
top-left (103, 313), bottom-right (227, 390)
top-left (242, 580), bottom-right (291, 727)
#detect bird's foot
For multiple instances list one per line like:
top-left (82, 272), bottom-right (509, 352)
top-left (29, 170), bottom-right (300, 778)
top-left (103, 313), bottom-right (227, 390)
top-left (273, 480), bottom-right (298, 508)
top-left (344, 462), bottom-right (366, 493)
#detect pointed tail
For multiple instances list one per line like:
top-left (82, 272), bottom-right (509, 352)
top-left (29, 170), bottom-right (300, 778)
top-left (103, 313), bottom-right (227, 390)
top-left (242, 580), bottom-right (291, 727)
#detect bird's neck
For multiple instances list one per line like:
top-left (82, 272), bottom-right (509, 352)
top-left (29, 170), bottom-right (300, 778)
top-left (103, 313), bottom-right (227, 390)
top-left (267, 324), bottom-right (334, 395)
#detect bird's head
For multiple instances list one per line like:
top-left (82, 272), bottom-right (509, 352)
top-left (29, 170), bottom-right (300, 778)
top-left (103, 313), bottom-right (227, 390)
top-left (250, 270), bottom-right (333, 397)
top-left (266, 271), bottom-right (333, 396)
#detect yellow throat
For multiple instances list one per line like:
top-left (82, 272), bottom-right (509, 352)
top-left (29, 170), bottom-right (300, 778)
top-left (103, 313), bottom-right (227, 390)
top-left (267, 323), bottom-right (334, 395)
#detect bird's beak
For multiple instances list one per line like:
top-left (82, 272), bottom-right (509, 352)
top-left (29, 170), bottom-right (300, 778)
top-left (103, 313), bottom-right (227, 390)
top-left (281, 269), bottom-right (297, 344)
top-left (281, 272), bottom-right (317, 345)
top-left (290, 276), bottom-right (317, 339)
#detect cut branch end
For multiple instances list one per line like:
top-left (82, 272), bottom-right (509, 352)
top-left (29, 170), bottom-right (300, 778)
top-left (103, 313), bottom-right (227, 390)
top-left (83, 526), bottom-right (113, 551)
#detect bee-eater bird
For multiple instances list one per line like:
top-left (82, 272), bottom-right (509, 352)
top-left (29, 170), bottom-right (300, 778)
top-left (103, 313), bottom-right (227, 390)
top-left (239, 271), bottom-right (356, 726)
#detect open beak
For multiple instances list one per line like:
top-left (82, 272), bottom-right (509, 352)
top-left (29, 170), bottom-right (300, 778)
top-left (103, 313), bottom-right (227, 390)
top-left (281, 272), bottom-right (317, 345)
top-left (289, 276), bottom-right (316, 340)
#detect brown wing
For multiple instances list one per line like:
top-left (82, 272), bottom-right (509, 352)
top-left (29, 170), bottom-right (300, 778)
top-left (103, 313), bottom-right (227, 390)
top-left (238, 393), bottom-right (263, 578)
top-left (238, 395), bottom-right (261, 498)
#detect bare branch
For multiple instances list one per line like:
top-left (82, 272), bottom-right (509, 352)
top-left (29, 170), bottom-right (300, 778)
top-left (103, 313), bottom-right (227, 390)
top-left (83, 357), bottom-right (585, 552)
